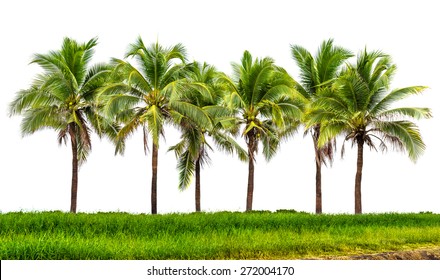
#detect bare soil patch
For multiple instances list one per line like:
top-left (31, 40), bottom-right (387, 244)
top-left (325, 247), bottom-right (440, 260)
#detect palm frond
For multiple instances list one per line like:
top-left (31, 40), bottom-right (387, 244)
top-left (57, 126), bottom-right (69, 146)
top-left (32, 51), bottom-right (79, 94)
top-left (210, 132), bottom-right (248, 162)
top-left (307, 110), bottom-right (336, 131)
top-left (277, 117), bottom-right (301, 142)
top-left (102, 92), bottom-right (142, 118)
top-left (35, 73), bottom-right (72, 102)
top-left (259, 83), bottom-right (292, 104)
top-left (81, 63), bottom-right (113, 100)
top-left (83, 105), bottom-right (119, 140)
top-left (336, 69), bottom-right (370, 112)
top-left (261, 124), bottom-right (280, 161)
top-left (76, 144), bottom-right (90, 166)
top-left (355, 48), bottom-right (387, 84)
top-left (203, 105), bottom-right (233, 119)
top-left (112, 59), bottom-right (153, 94)
top-left (20, 106), bottom-right (65, 136)
top-left (290, 44), bottom-right (316, 95)
top-left (250, 64), bottom-right (274, 105)
top-left (317, 137), bottom-right (337, 166)
top-left (170, 101), bottom-right (213, 131)
top-left (115, 111), bottom-right (143, 153)
top-left (75, 111), bottom-right (92, 152)
top-left (168, 139), bottom-right (187, 158)
top-left (142, 104), bottom-right (165, 146)
top-left (369, 55), bottom-right (395, 91)
top-left (9, 87), bottom-right (46, 116)
top-left (315, 39), bottom-right (353, 85)
top-left (372, 120), bottom-right (426, 162)
top-left (176, 151), bottom-right (195, 191)
top-left (160, 64), bottom-right (186, 90)
top-left (318, 120), bottom-right (348, 147)
top-left (377, 107), bottom-right (432, 121)
top-left (370, 86), bottom-right (428, 115)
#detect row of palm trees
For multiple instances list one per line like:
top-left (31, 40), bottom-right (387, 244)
top-left (9, 37), bottom-right (431, 214)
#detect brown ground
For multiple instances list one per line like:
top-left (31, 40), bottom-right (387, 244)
top-left (321, 247), bottom-right (440, 260)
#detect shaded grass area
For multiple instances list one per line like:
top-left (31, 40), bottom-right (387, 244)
top-left (1, 211), bottom-right (439, 259)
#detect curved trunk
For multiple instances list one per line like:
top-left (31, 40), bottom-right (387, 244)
top-left (195, 158), bottom-right (201, 212)
top-left (69, 129), bottom-right (78, 214)
top-left (246, 132), bottom-right (256, 212)
top-left (355, 137), bottom-right (364, 214)
top-left (151, 143), bottom-right (158, 215)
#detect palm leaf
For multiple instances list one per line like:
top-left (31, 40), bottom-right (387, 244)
top-left (102, 93), bottom-right (141, 117)
top-left (261, 123), bottom-right (280, 161)
top-left (210, 132), bottom-right (248, 162)
top-left (318, 120), bottom-right (348, 147)
top-left (112, 59), bottom-right (153, 94)
top-left (81, 63), bottom-right (113, 100)
top-left (143, 104), bottom-right (164, 146)
top-left (315, 39), bottom-right (353, 84)
top-left (168, 139), bottom-right (187, 158)
top-left (373, 120), bottom-right (426, 162)
top-left (176, 151), bottom-right (195, 191)
top-left (377, 107), bottom-right (432, 121)
top-left (170, 101), bottom-right (213, 131)
top-left (370, 86), bottom-right (428, 115)
top-left (20, 106), bottom-right (65, 135)
top-left (290, 44), bottom-right (316, 95)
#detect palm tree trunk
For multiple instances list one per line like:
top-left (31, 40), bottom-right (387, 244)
top-left (195, 158), bottom-right (201, 212)
top-left (355, 137), bottom-right (364, 214)
top-left (70, 131), bottom-right (78, 214)
top-left (315, 158), bottom-right (322, 214)
top-left (246, 154), bottom-right (255, 212)
top-left (246, 133), bottom-right (256, 212)
top-left (312, 130), bottom-right (322, 214)
top-left (151, 143), bottom-right (158, 215)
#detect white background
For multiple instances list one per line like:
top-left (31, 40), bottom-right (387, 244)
top-left (0, 0), bottom-right (438, 214)
top-left (2, 260), bottom-right (438, 279)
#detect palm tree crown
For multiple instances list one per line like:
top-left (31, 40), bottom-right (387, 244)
top-left (311, 49), bottom-right (432, 213)
top-left (101, 38), bottom-right (211, 214)
top-left (169, 61), bottom-right (247, 211)
top-left (222, 50), bottom-right (303, 211)
top-left (291, 39), bottom-right (353, 213)
top-left (9, 37), bottom-right (117, 213)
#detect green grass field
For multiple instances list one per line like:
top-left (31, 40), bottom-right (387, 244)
top-left (1, 211), bottom-right (439, 259)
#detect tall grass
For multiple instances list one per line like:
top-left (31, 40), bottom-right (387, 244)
top-left (1, 211), bottom-right (439, 259)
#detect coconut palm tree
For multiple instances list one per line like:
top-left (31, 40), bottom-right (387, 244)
top-left (9, 37), bottom-right (118, 213)
top-left (101, 38), bottom-right (211, 214)
top-left (291, 39), bottom-right (353, 214)
top-left (221, 51), bottom-right (303, 211)
top-left (168, 61), bottom-right (247, 212)
top-left (310, 49), bottom-right (431, 214)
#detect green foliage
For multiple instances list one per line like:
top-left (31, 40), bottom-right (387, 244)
top-left (311, 49), bottom-right (431, 161)
top-left (9, 37), bottom-right (118, 164)
top-left (9, 37), bottom-right (432, 217)
top-left (169, 61), bottom-right (247, 191)
top-left (8, 37), bottom-right (120, 213)
top-left (223, 50), bottom-right (304, 161)
top-left (292, 39), bottom-right (353, 167)
top-left (99, 38), bottom-right (215, 214)
top-left (100, 37), bottom-right (207, 152)
top-left (291, 39), bottom-right (353, 97)
top-left (222, 51), bottom-right (304, 210)
top-left (1, 212), bottom-right (439, 260)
